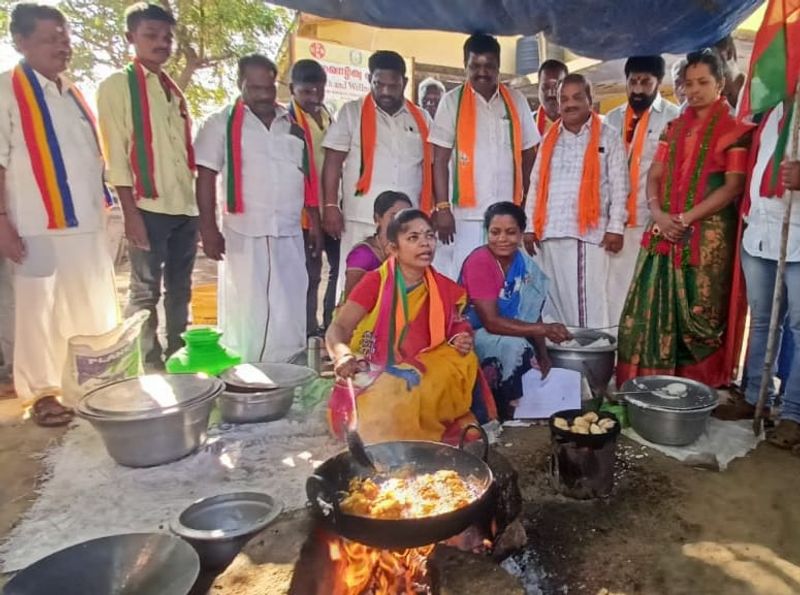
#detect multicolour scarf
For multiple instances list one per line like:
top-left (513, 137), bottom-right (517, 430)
top-left (367, 258), bottom-right (447, 388)
top-left (288, 100), bottom-right (322, 211)
top-left (11, 62), bottom-right (112, 229)
top-left (622, 105), bottom-right (652, 227)
top-left (356, 95), bottom-right (433, 212)
top-left (454, 83), bottom-right (524, 207)
top-left (126, 60), bottom-right (195, 199)
top-left (533, 113), bottom-right (602, 238)
top-left (751, 99), bottom-right (796, 200)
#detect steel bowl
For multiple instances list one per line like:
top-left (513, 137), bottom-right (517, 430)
top-left (170, 492), bottom-right (283, 568)
top-left (621, 376), bottom-right (719, 446)
top-left (219, 363), bottom-right (317, 424)
top-left (546, 327), bottom-right (617, 391)
top-left (4, 533), bottom-right (199, 595)
top-left (77, 374), bottom-right (224, 467)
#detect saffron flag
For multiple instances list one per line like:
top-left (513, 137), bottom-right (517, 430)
top-left (739, 0), bottom-right (800, 196)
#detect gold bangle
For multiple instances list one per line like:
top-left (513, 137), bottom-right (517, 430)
top-left (435, 202), bottom-right (451, 211)
top-left (324, 204), bottom-right (342, 211)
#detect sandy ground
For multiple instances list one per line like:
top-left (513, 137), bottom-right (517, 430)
top-left (1, 223), bottom-right (800, 593)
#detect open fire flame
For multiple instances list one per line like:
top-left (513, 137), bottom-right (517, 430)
top-left (328, 535), bottom-right (435, 595)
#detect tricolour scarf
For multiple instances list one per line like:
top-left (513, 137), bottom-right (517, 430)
top-left (356, 95), bottom-right (433, 212)
top-left (225, 99), bottom-right (323, 214)
top-left (12, 62), bottom-right (112, 229)
top-left (622, 105), bottom-right (652, 227)
top-left (533, 113), bottom-right (602, 238)
top-left (126, 59), bottom-right (195, 199)
top-left (454, 83), bottom-right (523, 207)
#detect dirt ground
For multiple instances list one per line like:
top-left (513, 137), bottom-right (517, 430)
top-left (2, 228), bottom-right (800, 594)
top-left (2, 412), bottom-right (799, 594)
top-left (497, 426), bottom-right (800, 595)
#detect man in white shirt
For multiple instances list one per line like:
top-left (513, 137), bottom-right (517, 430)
top-left (418, 77), bottom-right (445, 119)
top-left (195, 54), bottom-right (318, 363)
top-left (605, 56), bottom-right (680, 329)
top-left (526, 74), bottom-right (629, 329)
top-left (0, 4), bottom-right (118, 424)
top-left (430, 33), bottom-right (539, 280)
top-left (715, 102), bottom-right (800, 446)
top-left (322, 50), bottom-right (431, 295)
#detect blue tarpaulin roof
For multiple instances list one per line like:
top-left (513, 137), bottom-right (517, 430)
top-left (270, 0), bottom-right (763, 59)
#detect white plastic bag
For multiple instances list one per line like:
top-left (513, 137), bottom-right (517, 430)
top-left (61, 310), bottom-right (150, 407)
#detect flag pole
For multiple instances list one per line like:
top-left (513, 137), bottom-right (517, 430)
top-left (753, 81), bottom-right (800, 436)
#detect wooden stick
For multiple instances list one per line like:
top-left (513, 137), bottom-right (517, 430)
top-left (753, 85), bottom-right (800, 436)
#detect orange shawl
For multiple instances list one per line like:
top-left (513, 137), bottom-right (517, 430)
top-left (355, 94), bottom-right (433, 212)
top-left (533, 113), bottom-right (602, 238)
top-left (453, 83), bottom-right (524, 207)
top-left (622, 105), bottom-right (652, 227)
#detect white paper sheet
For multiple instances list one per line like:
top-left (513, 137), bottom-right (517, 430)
top-left (513, 367), bottom-right (582, 419)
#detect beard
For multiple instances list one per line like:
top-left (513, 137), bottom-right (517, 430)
top-left (629, 92), bottom-right (657, 112)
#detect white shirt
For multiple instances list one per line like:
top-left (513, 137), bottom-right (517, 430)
top-left (605, 94), bottom-right (680, 227)
top-left (527, 117), bottom-right (629, 244)
top-left (743, 103), bottom-right (800, 262)
top-left (322, 98), bottom-right (429, 224)
top-left (194, 104), bottom-right (305, 238)
top-left (430, 84), bottom-right (539, 221)
top-left (0, 68), bottom-right (106, 237)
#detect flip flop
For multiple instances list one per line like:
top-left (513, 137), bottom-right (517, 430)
top-left (30, 395), bottom-right (74, 427)
top-left (765, 420), bottom-right (800, 450)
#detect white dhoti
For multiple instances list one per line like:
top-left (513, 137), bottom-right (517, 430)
top-left (606, 226), bottom-right (646, 334)
top-left (431, 219), bottom-right (485, 281)
top-left (13, 232), bottom-right (118, 402)
top-left (220, 230), bottom-right (307, 363)
top-left (336, 219), bottom-right (376, 297)
top-left (0, 257), bottom-right (14, 373)
top-left (535, 238), bottom-right (610, 329)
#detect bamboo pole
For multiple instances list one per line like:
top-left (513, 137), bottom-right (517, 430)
top-left (753, 84), bottom-right (800, 436)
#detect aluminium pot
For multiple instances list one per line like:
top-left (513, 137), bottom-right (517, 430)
top-left (546, 327), bottom-right (617, 392)
top-left (170, 492), bottom-right (283, 569)
top-left (621, 376), bottom-right (719, 446)
top-left (77, 374), bottom-right (224, 467)
top-left (218, 363), bottom-right (316, 424)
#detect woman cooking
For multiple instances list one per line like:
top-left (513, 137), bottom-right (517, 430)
top-left (342, 191), bottom-right (412, 300)
top-left (616, 49), bottom-right (750, 387)
top-left (460, 202), bottom-right (572, 419)
top-left (326, 209), bottom-right (496, 444)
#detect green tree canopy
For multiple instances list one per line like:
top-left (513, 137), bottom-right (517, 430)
top-left (1, 0), bottom-right (292, 114)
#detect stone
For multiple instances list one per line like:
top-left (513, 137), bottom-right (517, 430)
top-left (430, 545), bottom-right (525, 595)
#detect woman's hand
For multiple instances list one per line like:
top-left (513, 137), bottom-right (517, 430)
top-left (450, 332), bottom-right (474, 355)
top-left (333, 353), bottom-right (361, 379)
top-left (652, 210), bottom-right (684, 243)
top-left (541, 323), bottom-right (572, 343)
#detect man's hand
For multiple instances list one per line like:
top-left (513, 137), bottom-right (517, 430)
top-left (432, 208), bottom-right (456, 244)
top-left (523, 232), bottom-right (539, 255)
top-left (200, 223), bottom-right (225, 261)
top-left (0, 216), bottom-right (25, 263)
top-left (322, 205), bottom-right (344, 240)
top-left (535, 352), bottom-right (553, 379)
top-left (123, 208), bottom-right (151, 251)
top-left (601, 232), bottom-right (624, 254)
top-left (782, 160), bottom-right (800, 191)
